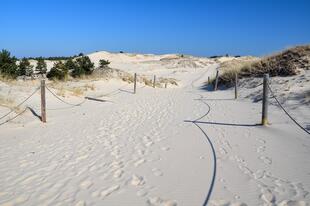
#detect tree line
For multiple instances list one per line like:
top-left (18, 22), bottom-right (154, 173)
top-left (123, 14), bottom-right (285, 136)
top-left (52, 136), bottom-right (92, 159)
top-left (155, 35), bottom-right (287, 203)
top-left (0, 49), bottom-right (110, 80)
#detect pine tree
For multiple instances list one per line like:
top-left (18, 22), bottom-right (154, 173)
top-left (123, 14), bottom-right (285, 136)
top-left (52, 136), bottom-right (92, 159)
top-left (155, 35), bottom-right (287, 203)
top-left (0, 49), bottom-right (18, 78)
top-left (18, 58), bottom-right (33, 77)
top-left (65, 58), bottom-right (76, 72)
top-left (99, 59), bottom-right (110, 68)
top-left (72, 56), bottom-right (94, 77)
top-left (35, 57), bottom-right (47, 77)
top-left (46, 61), bottom-right (67, 80)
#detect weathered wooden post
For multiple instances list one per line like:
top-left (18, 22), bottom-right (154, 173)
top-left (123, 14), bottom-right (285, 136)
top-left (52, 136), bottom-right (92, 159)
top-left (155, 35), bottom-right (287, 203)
top-left (214, 70), bottom-right (219, 91)
top-left (235, 73), bottom-right (238, 99)
top-left (134, 73), bottom-right (137, 94)
top-left (40, 79), bottom-right (46, 123)
top-left (153, 75), bottom-right (156, 88)
top-left (262, 74), bottom-right (269, 125)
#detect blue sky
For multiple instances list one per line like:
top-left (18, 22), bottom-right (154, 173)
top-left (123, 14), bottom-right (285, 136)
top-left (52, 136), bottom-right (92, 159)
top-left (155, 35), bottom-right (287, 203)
top-left (0, 0), bottom-right (309, 57)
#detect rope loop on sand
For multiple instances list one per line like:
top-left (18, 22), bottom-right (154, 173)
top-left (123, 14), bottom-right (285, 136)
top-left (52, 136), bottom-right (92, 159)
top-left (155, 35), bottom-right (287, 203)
top-left (0, 86), bottom-right (41, 126)
top-left (0, 86), bottom-right (40, 121)
top-left (45, 86), bottom-right (86, 107)
top-left (268, 84), bottom-right (310, 135)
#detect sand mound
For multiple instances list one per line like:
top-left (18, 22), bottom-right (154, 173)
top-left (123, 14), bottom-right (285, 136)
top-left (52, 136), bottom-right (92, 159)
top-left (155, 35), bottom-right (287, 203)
top-left (217, 45), bottom-right (310, 86)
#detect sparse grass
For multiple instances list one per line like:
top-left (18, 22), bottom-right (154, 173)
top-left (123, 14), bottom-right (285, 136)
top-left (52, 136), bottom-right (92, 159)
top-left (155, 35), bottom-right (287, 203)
top-left (56, 86), bottom-right (66, 97)
top-left (142, 78), bottom-right (153, 86)
top-left (158, 78), bottom-right (178, 87)
top-left (216, 45), bottom-right (310, 87)
top-left (71, 87), bottom-right (84, 96)
top-left (0, 95), bottom-right (22, 113)
top-left (84, 83), bottom-right (95, 91)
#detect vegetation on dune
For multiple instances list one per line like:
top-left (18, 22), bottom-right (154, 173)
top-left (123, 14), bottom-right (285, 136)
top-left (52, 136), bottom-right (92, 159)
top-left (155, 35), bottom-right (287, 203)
top-left (46, 56), bottom-right (96, 80)
top-left (99, 59), bottom-right (110, 68)
top-left (46, 61), bottom-right (68, 80)
top-left (35, 57), bottom-right (47, 77)
top-left (216, 45), bottom-right (310, 87)
top-left (27, 52), bottom-right (84, 61)
top-left (18, 58), bottom-right (34, 77)
top-left (71, 56), bottom-right (94, 77)
top-left (0, 49), bottom-right (18, 78)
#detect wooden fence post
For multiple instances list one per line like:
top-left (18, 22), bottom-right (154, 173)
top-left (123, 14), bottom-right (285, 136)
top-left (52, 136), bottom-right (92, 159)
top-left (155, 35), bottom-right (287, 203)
top-left (134, 73), bottom-right (137, 94)
top-left (235, 73), bottom-right (238, 99)
top-left (41, 80), bottom-right (46, 123)
top-left (214, 70), bottom-right (219, 91)
top-left (262, 74), bottom-right (269, 125)
top-left (153, 75), bottom-right (156, 88)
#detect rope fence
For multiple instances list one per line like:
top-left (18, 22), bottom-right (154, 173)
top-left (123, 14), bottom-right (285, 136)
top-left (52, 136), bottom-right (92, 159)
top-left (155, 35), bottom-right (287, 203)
top-left (211, 72), bottom-right (309, 135)
top-left (45, 86), bottom-right (87, 107)
top-left (268, 84), bottom-right (310, 135)
top-left (0, 72), bottom-right (168, 127)
top-left (0, 87), bottom-right (40, 121)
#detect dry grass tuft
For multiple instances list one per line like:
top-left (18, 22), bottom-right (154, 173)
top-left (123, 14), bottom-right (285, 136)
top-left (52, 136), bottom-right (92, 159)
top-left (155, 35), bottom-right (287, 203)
top-left (71, 88), bottom-right (84, 96)
top-left (217, 45), bottom-right (310, 87)
top-left (0, 95), bottom-right (22, 113)
top-left (84, 84), bottom-right (95, 91)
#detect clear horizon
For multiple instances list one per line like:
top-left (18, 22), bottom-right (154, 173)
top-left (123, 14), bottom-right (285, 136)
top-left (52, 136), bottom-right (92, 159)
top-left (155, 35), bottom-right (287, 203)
top-left (1, 0), bottom-right (310, 58)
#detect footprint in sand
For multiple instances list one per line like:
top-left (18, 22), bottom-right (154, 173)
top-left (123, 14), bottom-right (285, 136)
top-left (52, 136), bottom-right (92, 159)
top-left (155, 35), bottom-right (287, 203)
top-left (260, 189), bottom-right (276, 203)
top-left (134, 159), bottom-right (146, 167)
top-left (79, 179), bottom-right (93, 190)
top-left (152, 168), bottom-right (163, 177)
top-left (253, 170), bottom-right (265, 180)
top-left (137, 189), bottom-right (148, 197)
top-left (75, 200), bottom-right (86, 206)
top-left (219, 147), bottom-right (227, 155)
top-left (278, 200), bottom-right (309, 206)
top-left (256, 138), bottom-right (266, 144)
top-left (131, 174), bottom-right (145, 186)
top-left (259, 156), bottom-right (272, 165)
top-left (100, 185), bottom-right (120, 198)
top-left (239, 165), bottom-right (253, 175)
top-left (113, 169), bottom-right (124, 178)
top-left (256, 146), bottom-right (265, 153)
top-left (147, 197), bottom-right (177, 206)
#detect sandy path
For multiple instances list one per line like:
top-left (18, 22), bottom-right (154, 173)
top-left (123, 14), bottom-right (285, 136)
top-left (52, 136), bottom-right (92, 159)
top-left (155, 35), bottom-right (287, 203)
top-left (0, 78), bottom-right (215, 205)
top-left (193, 89), bottom-right (310, 205)
top-left (0, 65), bottom-right (309, 206)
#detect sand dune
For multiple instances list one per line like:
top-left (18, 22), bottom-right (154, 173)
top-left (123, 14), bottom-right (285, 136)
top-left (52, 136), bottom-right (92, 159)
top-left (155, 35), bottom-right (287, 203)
top-left (0, 52), bottom-right (309, 206)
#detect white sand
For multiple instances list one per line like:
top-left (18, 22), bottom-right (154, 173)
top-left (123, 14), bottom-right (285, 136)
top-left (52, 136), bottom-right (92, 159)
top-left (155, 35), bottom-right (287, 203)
top-left (0, 52), bottom-right (309, 206)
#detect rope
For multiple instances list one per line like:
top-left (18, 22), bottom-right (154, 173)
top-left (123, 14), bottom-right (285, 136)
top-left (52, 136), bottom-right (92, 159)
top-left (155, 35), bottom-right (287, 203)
top-left (45, 86), bottom-right (86, 107)
top-left (268, 84), bottom-right (310, 135)
top-left (0, 87), bottom-right (40, 120)
top-left (192, 99), bottom-right (217, 206)
top-left (0, 108), bottom-right (29, 126)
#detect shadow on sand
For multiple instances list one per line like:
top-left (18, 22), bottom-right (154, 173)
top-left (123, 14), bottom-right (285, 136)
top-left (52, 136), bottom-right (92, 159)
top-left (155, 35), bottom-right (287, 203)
top-left (184, 120), bottom-right (261, 127)
top-left (119, 89), bottom-right (134, 94)
top-left (27, 107), bottom-right (42, 121)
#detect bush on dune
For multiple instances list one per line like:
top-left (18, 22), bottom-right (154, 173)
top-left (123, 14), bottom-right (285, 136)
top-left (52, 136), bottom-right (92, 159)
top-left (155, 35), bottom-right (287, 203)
top-left (18, 58), bottom-right (33, 77)
top-left (71, 56), bottom-right (94, 77)
top-left (0, 49), bottom-right (18, 78)
top-left (46, 61), bottom-right (68, 80)
top-left (217, 45), bottom-right (310, 87)
top-left (99, 59), bottom-right (110, 68)
top-left (35, 57), bottom-right (47, 77)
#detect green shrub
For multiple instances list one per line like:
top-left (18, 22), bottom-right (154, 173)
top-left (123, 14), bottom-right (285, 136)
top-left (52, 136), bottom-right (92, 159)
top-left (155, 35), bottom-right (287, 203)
top-left (0, 49), bottom-right (18, 78)
top-left (46, 61), bottom-right (67, 80)
top-left (99, 59), bottom-right (110, 68)
top-left (71, 56), bottom-right (94, 77)
top-left (65, 58), bottom-right (77, 71)
top-left (35, 57), bottom-right (47, 76)
top-left (18, 58), bottom-right (33, 76)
